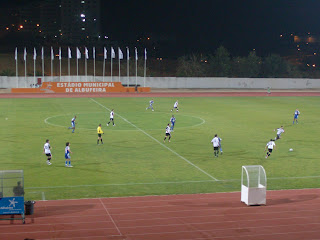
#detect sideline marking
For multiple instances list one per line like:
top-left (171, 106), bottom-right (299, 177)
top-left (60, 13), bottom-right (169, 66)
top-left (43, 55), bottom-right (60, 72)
top-left (91, 98), bottom-right (218, 181)
top-left (24, 175), bottom-right (320, 190)
top-left (44, 112), bottom-right (205, 131)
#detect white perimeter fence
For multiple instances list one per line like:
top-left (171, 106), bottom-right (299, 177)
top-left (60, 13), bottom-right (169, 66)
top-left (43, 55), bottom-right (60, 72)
top-left (1, 76), bottom-right (320, 89)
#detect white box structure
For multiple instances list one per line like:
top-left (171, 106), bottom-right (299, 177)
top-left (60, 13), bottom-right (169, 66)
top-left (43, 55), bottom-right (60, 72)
top-left (241, 165), bottom-right (266, 206)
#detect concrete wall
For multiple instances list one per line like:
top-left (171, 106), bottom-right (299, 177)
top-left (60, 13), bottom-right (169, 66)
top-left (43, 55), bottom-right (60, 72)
top-left (1, 76), bottom-right (320, 89)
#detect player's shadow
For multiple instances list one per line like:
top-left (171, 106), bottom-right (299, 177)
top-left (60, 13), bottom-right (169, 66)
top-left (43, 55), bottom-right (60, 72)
top-left (267, 194), bottom-right (318, 206)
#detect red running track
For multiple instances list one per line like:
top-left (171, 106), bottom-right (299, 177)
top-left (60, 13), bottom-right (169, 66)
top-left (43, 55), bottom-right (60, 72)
top-left (1, 189), bottom-right (320, 240)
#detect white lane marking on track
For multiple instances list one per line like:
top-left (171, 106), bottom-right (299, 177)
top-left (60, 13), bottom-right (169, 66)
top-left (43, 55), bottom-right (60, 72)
top-left (90, 98), bottom-right (218, 181)
top-left (99, 198), bottom-right (122, 236)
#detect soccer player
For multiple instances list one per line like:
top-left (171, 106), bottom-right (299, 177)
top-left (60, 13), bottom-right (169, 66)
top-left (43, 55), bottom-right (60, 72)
top-left (211, 134), bottom-right (220, 157)
top-left (274, 126), bottom-right (285, 140)
top-left (146, 99), bottom-right (154, 111)
top-left (218, 136), bottom-right (223, 154)
top-left (265, 139), bottom-right (276, 158)
top-left (68, 116), bottom-right (76, 133)
top-left (163, 123), bottom-right (171, 143)
top-left (170, 115), bottom-right (176, 131)
top-left (43, 139), bottom-right (52, 165)
top-left (65, 142), bottom-right (73, 167)
top-left (293, 109), bottom-right (300, 124)
top-left (171, 100), bottom-right (179, 112)
top-left (97, 124), bottom-right (104, 144)
top-left (107, 109), bottom-right (115, 126)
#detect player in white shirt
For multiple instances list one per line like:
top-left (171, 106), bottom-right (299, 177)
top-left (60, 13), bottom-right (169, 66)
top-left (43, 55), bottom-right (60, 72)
top-left (274, 126), bottom-right (285, 140)
top-left (107, 109), bottom-right (115, 126)
top-left (211, 134), bottom-right (220, 157)
top-left (68, 116), bottom-right (76, 133)
top-left (65, 142), bottom-right (73, 167)
top-left (171, 100), bottom-right (179, 112)
top-left (163, 124), bottom-right (172, 143)
top-left (43, 139), bottom-right (52, 165)
top-left (265, 139), bottom-right (276, 158)
top-left (146, 99), bottom-right (154, 111)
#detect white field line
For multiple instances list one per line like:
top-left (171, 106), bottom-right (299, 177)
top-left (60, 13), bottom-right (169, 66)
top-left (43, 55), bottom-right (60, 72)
top-left (44, 112), bottom-right (205, 131)
top-left (90, 98), bottom-right (218, 181)
top-left (99, 198), bottom-right (122, 236)
top-left (24, 175), bottom-right (320, 190)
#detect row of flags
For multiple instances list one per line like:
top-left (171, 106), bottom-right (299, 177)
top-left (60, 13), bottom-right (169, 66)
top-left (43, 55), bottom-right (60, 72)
top-left (15, 47), bottom-right (147, 61)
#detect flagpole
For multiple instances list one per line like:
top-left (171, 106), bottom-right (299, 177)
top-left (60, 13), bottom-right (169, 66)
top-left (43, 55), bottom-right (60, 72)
top-left (15, 47), bottom-right (18, 88)
top-left (77, 56), bottom-right (79, 82)
top-left (68, 47), bottom-right (71, 82)
top-left (111, 55), bottom-right (113, 82)
top-left (127, 47), bottom-right (129, 87)
top-left (51, 47), bottom-right (53, 82)
top-left (93, 47), bottom-right (95, 80)
top-left (135, 47), bottom-right (138, 86)
top-left (24, 47), bottom-right (27, 88)
top-left (41, 47), bottom-right (44, 82)
top-left (34, 49), bottom-right (36, 85)
top-left (144, 48), bottom-right (147, 87)
top-left (118, 48), bottom-right (121, 82)
top-left (103, 58), bottom-right (105, 82)
top-left (59, 47), bottom-right (61, 82)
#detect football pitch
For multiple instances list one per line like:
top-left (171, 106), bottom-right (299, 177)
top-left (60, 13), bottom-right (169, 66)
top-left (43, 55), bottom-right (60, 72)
top-left (1, 96), bottom-right (320, 200)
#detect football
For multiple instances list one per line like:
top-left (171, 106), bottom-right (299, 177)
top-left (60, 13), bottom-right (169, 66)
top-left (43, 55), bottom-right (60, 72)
top-left (289, 148), bottom-right (293, 152)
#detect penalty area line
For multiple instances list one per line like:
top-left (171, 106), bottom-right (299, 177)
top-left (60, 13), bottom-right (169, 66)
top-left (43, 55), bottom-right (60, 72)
top-left (90, 98), bottom-right (219, 181)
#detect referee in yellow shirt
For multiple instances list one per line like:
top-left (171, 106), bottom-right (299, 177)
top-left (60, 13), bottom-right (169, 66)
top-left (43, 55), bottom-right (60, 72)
top-left (97, 124), bottom-right (104, 144)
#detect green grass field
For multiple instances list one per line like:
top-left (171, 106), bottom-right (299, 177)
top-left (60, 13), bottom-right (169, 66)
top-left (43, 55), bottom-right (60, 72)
top-left (1, 96), bottom-right (320, 200)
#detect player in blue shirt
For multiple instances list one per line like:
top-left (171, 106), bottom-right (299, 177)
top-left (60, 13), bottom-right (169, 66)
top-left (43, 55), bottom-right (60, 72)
top-left (170, 115), bottom-right (176, 131)
top-left (146, 99), bottom-right (154, 111)
top-left (218, 137), bottom-right (223, 154)
top-left (68, 116), bottom-right (76, 133)
top-left (65, 142), bottom-right (73, 167)
top-left (293, 109), bottom-right (300, 124)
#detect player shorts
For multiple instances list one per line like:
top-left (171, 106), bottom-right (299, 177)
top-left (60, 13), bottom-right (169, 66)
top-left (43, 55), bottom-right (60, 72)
top-left (214, 147), bottom-right (219, 151)
top-left (110, 118), bottom-right (114, 121)
top-left (71, 122), bottom-right (75, 127)
top-left (294, 115), bottom-right (299, 119)
top-left (276, 134), bottom-right (280, 139)
top-left (98, 134), bottom-right (102, 137)
top-left (65, 153), bottom-right (70, 159)
top-left (268, 149), bottom-right (273, 153)
top-left (46, 153), bottom-right (51, 157)
top-left (165, 133), bottom-right (171, 136)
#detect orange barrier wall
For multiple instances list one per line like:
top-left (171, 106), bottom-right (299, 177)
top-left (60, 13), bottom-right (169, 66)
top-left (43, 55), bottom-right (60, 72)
top-left (11, 82), bottom-right (150, 93)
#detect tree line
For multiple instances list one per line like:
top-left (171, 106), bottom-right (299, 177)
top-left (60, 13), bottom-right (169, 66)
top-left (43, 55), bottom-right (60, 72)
top-left (176, 46), bottom-right (315, 78)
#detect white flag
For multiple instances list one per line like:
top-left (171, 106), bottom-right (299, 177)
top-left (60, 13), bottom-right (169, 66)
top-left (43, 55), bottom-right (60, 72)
top-left (118, 47), bottom-right (123, 60)
top-left (59, 47), bottom-right (61, 60)
top-left (68, 47), bottom-right (72, 59)
top-left (15, 47), bottom-right (17, 61)
top-left (85, 47), bottom-right (89, 59)
top-left (126, 47), bottom-right (129, 60)
top-left (51, 47), bottom-right (54, 60)
top-left (76, 47), bottom-right (81, 59)
top-left (41, 47), bottom-right (44, 60)
top-left (33, 48), bottom-right (37, 60)
top-left (144, 48), bottom-right (147, 60)
top-left (93, 47), bottom-right (95, 59)
top-left (24, 47), bottom-right (27, 61)
top-left (104, 47), bottom-right (107, 59)
top-left (111, 47), bottom-right (115, 58)
top-left (135, 47), bottom-right (138, 60)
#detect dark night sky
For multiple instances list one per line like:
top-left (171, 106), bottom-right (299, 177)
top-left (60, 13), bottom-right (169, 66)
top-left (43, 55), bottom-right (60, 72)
top-left (3, 0), bottom-right (320, 57)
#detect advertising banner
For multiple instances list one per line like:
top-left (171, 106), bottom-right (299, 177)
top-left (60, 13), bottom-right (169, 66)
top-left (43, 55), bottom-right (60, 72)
top-left (0, 197), bottom-right (24, 215)
top-left (12, 82), bottom-right (150, 93)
